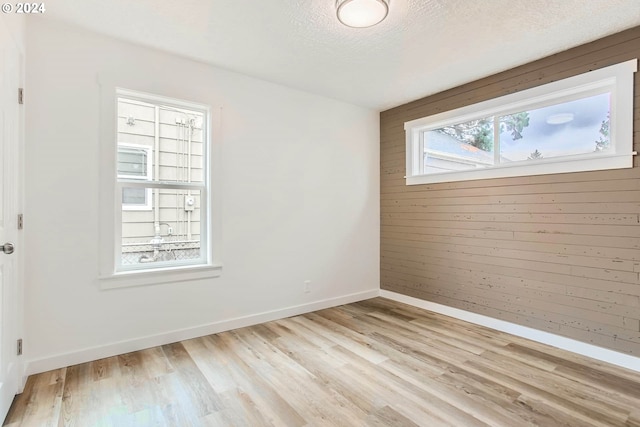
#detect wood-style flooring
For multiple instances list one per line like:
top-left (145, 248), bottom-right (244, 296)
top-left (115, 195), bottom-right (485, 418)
top-left (5, 297), bottom-right (640, 426)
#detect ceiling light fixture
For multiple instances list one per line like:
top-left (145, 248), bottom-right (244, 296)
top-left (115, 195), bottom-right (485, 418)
top-left (336, 0), bottom-right (389, 28)
top-left (546, 113), bottom-right (574, 125)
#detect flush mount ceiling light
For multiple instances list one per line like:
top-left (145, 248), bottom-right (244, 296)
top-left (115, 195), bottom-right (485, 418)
top-left (336, 0), bottom-right (389, 28)
top-left (546, 113), bottom-right (575, 125)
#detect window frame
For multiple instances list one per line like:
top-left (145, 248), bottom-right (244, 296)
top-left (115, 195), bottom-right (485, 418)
top-left (117, 143), bottom-right (153, 211)
top-left (115, 89), bottom-right (210, 273)
top-left (98, 82), bottom-right (222, 289)
top-left (404, 59), bottom-right (637, 185)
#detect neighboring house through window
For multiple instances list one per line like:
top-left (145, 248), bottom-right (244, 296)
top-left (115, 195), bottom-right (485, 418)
top-left (118, 144), bottom-right (152, 211)
top-left (115, 90), bottom-right (211, 273)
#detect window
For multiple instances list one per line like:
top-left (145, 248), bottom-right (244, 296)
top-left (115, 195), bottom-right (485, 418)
top-left (118, 144), bottom-right (152, 210)
top-left (115, 90), bottom-right (210, 272)
top-left (405, 60), bottom-right (637, 185)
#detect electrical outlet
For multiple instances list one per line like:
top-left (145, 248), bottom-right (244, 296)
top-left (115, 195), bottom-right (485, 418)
top-left (304, 280), bottom-right (311, 293)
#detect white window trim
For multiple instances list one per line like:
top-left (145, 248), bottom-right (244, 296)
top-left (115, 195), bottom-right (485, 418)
top-left (118, 143), bottom-right (153, 211)
top-left (114, 89), bottom-right (210, 274)
top-left (425, 149), bottom-right (493, 167)
top-left (98, 79), bottom-right (223, 289)
top-left (404, 59), bottom-right (638, 185)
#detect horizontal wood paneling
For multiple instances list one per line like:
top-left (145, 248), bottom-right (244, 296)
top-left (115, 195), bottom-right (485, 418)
top-left (380, 25), bottom-right (640, 356)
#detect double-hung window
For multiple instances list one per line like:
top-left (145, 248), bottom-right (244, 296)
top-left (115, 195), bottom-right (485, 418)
top-left (404, 60), bottom-right (637, 185)
top-left (115, 90), bottom-right (210, 272)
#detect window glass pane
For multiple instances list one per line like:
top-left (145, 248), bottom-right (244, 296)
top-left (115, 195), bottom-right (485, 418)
top-left (117, 99), bottom-right (205, 184)
top-left (158, 108), bottom-right (205, 184)
top-left (116, 93), bottom-right (209, 272)
top-left (423, 117), bottom-right (494, 173)
top-left (122, 187), bottom-right (147, 205)
top-left (121, 188), bottom-right (202, 266)
top-left (499, 93), bottom-right (610, 162)
top-left (118, 149), bottom-right (148, 177)
top-left (405, 60), bottom-right (635, 186)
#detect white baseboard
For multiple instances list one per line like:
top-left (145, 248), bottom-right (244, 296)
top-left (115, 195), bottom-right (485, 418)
top-left (380, 290), bottom-right (640, 373)
top-left (27, 288), bottom-right (639, 378)
top-left (26, 289), bottom-right (379, 376)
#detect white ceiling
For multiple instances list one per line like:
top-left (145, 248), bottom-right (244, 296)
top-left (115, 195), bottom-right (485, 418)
top-left (46, 0), bottom-right (640, 111)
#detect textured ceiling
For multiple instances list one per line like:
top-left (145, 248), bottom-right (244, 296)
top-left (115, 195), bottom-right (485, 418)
top-left (45, 0), bottom-right (640, 111)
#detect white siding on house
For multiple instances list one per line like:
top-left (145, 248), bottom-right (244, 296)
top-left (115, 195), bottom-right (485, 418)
top-left (118, 98), bottom-right (204, 265)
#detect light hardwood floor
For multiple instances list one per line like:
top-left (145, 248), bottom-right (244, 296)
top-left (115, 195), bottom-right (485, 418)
top-left (5, 298), bottom-right (640, 426)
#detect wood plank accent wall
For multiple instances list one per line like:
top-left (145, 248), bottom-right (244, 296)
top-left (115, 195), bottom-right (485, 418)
top-left (380, 26), bottom-right (640, 356)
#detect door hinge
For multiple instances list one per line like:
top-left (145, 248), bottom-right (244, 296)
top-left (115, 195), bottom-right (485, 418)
top-left (17, 339), bottom-right (22, 356)
top-left (18, 88), bottom-right (23, 105)
top-left (17, 214), bottom-right (23, 230)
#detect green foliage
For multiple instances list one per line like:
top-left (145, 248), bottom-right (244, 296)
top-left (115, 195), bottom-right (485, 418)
top-left (595, 113), bottom-right (610, 151)
top-left (501, 112), bottom-right (530, 141)
top-left (435, 118), bottom-right (493, 151)
top-left (469, 120), bottom-right (493, 152)
top-left (527, 149), bottom-right (543, 160)
top-left (435, 112), bottom-right (530, 152)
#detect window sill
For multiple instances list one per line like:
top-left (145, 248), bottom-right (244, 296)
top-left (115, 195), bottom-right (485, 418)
top-left (99, 264), bottom-right (223, 290)
top-left (406, 152), bottom-right (635, 185)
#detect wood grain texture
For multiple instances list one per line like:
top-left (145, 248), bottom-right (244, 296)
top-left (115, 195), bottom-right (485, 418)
top-left (380, 25), bottom-right (640, 356)
top-left (5, 298), bottom-right (640, 426)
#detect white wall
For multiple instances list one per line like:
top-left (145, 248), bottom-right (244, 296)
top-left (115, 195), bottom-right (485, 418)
top-left (24, 19), bottom-right (379, 374)
top-left (0, 13), bottom-right (25, 54)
